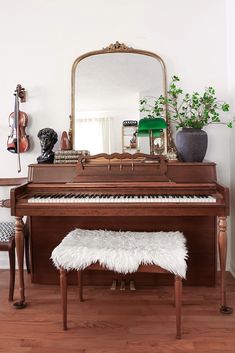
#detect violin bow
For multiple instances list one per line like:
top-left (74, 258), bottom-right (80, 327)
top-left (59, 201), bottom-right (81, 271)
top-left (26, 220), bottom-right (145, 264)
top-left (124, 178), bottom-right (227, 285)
top-left (14, 88), bottom-right (21, 172)
top-left (15, 84), bottom-right (26, 173)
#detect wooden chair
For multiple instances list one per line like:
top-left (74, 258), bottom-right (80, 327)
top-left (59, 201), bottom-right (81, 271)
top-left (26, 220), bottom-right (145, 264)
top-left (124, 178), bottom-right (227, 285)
top-left (0, 177), bottom-right (30, 301)
top-left (52, 229), bottom-right (187, 339)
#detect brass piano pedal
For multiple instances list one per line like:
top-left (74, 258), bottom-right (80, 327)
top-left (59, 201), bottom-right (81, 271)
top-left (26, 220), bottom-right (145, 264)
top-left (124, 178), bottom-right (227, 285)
top-left (120, 279), bottom-right (126, 290)
top-left (110, 279), bottom-right (118, 290)
top-left (129, 279), bottom-right (136, 291)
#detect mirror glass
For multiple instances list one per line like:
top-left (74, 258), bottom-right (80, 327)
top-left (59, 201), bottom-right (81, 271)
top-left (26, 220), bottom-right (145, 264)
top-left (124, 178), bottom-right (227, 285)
top-left (72, 45), bottom-right (168, 155)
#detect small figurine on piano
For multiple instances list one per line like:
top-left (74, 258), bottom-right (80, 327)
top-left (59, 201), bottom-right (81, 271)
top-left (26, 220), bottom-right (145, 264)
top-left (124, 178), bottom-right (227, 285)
top-left (130, 131), bottom-right (137, 148)
top-left (37, 128), bottom-right (58, 164)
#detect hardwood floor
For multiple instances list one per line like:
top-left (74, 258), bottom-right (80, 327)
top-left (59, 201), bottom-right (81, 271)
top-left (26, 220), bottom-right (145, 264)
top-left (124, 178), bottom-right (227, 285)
top-left (0, 270), bottom-right (235, 353)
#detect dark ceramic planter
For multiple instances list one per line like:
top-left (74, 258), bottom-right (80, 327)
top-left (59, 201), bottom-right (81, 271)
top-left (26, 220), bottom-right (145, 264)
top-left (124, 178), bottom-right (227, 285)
top-left (176, 128), bottom-right (208, 162)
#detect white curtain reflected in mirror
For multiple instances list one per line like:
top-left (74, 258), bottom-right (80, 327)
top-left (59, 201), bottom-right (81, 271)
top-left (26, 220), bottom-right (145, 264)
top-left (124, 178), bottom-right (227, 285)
top-left (75, 116), bottom-right (113, 154)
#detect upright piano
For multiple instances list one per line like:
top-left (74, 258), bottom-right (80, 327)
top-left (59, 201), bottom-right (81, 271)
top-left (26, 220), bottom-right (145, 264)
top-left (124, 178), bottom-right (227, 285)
top-left (10, 153), bottom-right (231, 313)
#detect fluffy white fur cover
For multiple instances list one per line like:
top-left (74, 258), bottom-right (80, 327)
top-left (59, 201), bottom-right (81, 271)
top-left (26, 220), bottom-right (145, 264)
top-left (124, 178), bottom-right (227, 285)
top-left (51, 229), bottom-right (188, 278)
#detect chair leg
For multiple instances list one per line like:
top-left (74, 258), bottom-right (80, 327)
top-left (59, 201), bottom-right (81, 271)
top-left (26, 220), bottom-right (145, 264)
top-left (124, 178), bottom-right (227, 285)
top-left (8, 238), bottom-right (15, 302)
top-left (174, 275), bottom-right (182, 339)
top-left (24, 218), bottom-right (31, 274)
top-left (60, 268), bottom-right (67, 330)
top-left (78, 270), bottom-right (83, 302)
top-left (24, 232), bottom-right (30, 274)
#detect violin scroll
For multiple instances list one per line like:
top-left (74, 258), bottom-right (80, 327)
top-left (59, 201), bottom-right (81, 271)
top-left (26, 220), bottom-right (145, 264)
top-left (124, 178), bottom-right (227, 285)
top-left (16, 84), bottom-right (26, 103)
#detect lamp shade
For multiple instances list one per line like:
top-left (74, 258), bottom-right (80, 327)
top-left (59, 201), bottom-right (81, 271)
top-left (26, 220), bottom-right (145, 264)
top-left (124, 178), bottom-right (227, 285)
top-left (137, 118), bottom-right (167, 137)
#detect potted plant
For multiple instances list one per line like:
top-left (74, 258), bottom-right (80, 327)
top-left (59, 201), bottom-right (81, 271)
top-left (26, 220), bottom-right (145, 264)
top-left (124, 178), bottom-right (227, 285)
top-left (140, 76), bottom-right (233, 162)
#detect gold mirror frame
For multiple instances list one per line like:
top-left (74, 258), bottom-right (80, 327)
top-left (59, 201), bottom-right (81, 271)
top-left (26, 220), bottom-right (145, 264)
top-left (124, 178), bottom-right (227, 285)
top-left (70, 41), bottom-right (175, 154)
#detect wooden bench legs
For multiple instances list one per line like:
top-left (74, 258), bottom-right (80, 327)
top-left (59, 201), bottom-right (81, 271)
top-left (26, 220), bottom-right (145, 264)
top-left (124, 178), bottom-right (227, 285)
top-left (59, 268), bottom-right (182, 338)
top-left (60, 268), bottom-right (68, 330)
top-left (175, 275), bottom-right (182, 339)
top-left (78, 270), bottom-right (83, 303)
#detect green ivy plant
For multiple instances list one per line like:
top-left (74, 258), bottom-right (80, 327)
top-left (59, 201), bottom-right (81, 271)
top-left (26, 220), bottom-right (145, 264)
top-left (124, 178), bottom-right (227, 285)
top-left (140, 75), bottom-right (233, 130)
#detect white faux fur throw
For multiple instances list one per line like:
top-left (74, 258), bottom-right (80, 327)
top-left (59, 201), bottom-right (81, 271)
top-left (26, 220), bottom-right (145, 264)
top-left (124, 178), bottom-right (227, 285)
top-left (51, 229), bottom-right (188, 278)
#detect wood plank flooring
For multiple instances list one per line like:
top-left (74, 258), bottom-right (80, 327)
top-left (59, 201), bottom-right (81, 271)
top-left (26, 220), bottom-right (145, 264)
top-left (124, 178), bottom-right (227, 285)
top-left (0, 270), bottom-right (235, 353)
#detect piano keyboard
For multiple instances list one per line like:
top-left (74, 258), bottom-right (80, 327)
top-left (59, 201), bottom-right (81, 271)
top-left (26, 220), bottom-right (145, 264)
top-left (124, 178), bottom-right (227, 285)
top-left (28, 193), bottom-right (217, 203)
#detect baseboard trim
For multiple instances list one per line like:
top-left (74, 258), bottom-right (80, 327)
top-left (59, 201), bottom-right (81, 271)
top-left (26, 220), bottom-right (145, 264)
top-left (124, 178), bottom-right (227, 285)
top-left (230, 261), bottom-right (235, 278)
top-left (0, 253), bottom-right (9, 269)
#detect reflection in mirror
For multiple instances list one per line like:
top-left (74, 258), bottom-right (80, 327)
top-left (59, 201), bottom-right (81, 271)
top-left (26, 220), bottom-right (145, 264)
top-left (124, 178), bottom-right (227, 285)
top-left (71, 43), bottom-right (174, 155)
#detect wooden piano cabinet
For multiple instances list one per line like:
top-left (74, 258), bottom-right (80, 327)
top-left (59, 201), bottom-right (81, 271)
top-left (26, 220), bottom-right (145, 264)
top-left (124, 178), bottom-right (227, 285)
top-left (29, 215), bottom-right (216, 286)
top-left (11, 158), bottom-right (231, 310)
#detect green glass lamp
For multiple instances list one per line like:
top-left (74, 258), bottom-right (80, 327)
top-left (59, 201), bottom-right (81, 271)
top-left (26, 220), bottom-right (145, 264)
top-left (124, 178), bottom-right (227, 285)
top-left (137, 118), bottom-right (167, 154)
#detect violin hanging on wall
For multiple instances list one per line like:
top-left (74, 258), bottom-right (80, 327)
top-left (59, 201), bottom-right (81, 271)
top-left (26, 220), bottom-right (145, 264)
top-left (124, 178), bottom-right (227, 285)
top-left (7, 84), bottom-right (30, 172)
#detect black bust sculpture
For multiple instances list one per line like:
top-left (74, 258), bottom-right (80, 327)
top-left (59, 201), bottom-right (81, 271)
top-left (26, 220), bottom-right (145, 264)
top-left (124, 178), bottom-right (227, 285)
top-left (37, 128), bottom-right (58, 164)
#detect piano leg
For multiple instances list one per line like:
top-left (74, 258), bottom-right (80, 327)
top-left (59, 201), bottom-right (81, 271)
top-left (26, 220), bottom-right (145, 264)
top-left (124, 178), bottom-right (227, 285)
top-left (218, 216), bottom-right (233, 314)
top-left (14, 216), bottom-right (27, 309)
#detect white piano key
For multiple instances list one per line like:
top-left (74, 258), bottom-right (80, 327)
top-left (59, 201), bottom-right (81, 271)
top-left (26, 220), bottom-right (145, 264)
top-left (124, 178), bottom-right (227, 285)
top-left (28, 193), bottom-right (217, 204)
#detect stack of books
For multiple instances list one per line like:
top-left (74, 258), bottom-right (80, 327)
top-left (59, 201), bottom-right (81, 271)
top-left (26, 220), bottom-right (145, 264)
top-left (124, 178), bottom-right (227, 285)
top-left (54, 150), bottom-right (90, 164)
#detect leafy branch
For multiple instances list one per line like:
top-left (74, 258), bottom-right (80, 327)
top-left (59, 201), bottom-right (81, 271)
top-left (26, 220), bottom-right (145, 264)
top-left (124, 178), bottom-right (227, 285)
top-left (140, 76), bottom-right (234, 129)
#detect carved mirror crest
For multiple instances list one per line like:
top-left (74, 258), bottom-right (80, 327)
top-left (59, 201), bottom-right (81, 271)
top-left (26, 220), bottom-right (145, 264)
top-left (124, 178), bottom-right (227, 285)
top-left (70, 41), bottom-right (175, 156)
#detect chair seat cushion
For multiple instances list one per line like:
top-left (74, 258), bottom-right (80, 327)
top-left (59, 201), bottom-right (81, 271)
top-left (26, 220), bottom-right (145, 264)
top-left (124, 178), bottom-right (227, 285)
top-left (0, 221), bottom-right (15, 242)
top-left (51, 229), bottom-right (188, 278)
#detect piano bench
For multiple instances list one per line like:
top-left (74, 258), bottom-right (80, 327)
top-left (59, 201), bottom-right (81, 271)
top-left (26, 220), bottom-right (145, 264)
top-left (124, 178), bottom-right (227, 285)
top-left (51, 229), bottom-right (188, 339)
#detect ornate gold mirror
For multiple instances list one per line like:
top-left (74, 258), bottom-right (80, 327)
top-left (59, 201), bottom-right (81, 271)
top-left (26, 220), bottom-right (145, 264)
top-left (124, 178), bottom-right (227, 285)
top-left (71, 42), bottom-right (174, 155)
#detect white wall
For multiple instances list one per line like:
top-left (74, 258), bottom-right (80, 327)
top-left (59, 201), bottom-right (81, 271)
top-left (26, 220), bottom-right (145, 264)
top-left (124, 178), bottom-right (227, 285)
top-left (227, 0), bottom-right (235, 276)
top-left (0, 0), bottom-right (233, 269)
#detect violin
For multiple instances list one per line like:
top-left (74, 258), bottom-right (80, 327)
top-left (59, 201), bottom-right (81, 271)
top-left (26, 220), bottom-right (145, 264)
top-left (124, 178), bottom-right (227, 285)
top-left (7, 84), bottom-right (30, 172)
